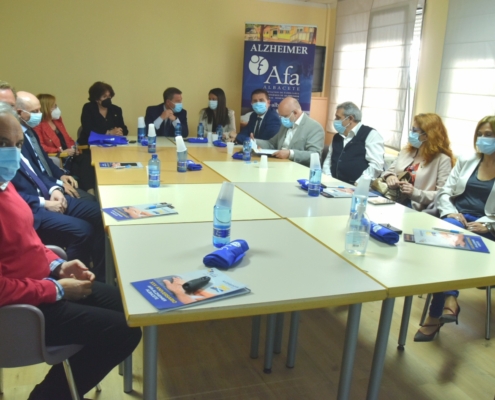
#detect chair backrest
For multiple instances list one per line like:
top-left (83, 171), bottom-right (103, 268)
top-left (0, 304), bottom-right (46, 367)
top-left (46, 245), bottom-right (68, 260)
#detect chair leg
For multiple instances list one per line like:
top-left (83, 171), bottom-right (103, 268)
top-left (0, 368), bottom-right (3, 394)
top-left (486, 286), bottom-right (491, 340)
top-left (62, 359), bottom-right (81, 400)
top-left (420, 293), bottom-right (432, 326)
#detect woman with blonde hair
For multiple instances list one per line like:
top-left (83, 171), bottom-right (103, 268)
top-left (381, 113), bottom-right (455, 210)
top-left (35, 93), bottom-right (95, 192)
top-left (415, 115), bottom-right (495, 342)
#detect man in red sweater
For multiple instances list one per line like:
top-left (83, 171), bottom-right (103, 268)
top-left (0, 102), bottom-right (141, 399)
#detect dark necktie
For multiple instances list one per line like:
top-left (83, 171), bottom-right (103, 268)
top-left (20, 159), bottom-right (50, 199)
top-left (254, 117), bottom-right (262, 137)
top-left (25, 128), bottom-right (53, 177)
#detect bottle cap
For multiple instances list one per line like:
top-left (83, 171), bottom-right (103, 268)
top-left (137, 117), bottom-right (145, 128)
top-left (148, 124), bottom-right (156, 137)
top-left (309, 153), bottom-right (321, 170)
top-left (354, 175), bottom-right (371, 197)
top-left (216, 181), bottom-right (234, 206)
top-left (152, 154), bottom-right (157, 159)
top-left (176, 136), bottom-right (187, 152)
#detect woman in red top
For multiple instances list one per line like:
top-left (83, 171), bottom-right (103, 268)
top-left (34, 94), bottom-right (95, 191)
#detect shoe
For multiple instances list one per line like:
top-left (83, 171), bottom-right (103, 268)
top-left (439, 305), bottom-right (461, 324)
top-left (414, 324), bottom-right (443, 342)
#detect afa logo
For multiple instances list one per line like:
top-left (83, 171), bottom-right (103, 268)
top-left (249, 55), bottom-right (269, 75)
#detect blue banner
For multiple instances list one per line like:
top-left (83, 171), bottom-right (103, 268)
top-left (242, 24), bottom-right (317, 115)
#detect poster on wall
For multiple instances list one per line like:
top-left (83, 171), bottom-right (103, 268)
top-left (241, 23), bottom-right (317, 119)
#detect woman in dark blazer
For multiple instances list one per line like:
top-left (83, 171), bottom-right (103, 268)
top-left (79, 81), bottom-right (128, 145)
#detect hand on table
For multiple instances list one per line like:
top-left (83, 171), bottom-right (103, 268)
top-left (273, 149), bottom-right (290, 159)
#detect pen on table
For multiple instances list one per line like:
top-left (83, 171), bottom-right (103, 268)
top-left (433, 227), bottom-right (461, 234)
top-left (146, 204), bottom-right (171, 210)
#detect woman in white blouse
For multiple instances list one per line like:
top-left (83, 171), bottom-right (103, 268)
top-left (415, 115), bottom-right (495, 343)
top-left (198, 88), bottom-right (236, 138)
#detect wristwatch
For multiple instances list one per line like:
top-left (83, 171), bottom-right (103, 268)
top-left (482, 222), bottom-right (494, 234)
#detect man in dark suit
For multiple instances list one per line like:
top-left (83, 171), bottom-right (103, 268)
top-left (2, 88), bottom-right (94, 202)
top-left (145, 87), bottom-right (189, 137)
top-left (232, 88), bottom-right (281, 144)
top-left (9, 93), bottom-right (106, 282)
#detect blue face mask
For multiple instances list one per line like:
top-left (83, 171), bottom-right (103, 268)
top-left (280, 112), bottom-right (294, 129)
top-left (408, 131), bottom-right (424, 148)
top-left (252, 102), bottom-right (267, 115)
top-left (173, 103), bottom-right (183, 113)
top-left (209, 100), bottom-right (218, 110)
top-left (333, 117), bottom-right (349, 135)
top-left (476, 137), bottom-right (495, 155)
top-left (0, 147), bottom-right (21, 183)
top-left (24, 111), bottom-right (43, 128)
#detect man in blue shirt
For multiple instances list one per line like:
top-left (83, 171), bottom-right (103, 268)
top-left (231, 89), bottom-right (280, 144)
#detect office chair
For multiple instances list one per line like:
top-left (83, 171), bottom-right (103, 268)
top-left (0, 246), bottom-right (101, 400)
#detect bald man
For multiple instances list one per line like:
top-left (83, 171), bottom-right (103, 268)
top-left (0, 102), bottom-right (141, 400)
top-left (252, 96), bottom-right (324, 167)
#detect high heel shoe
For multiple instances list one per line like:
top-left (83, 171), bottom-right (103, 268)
top-left (414, 324), bottom-right (443, 342)
top-left (439, 305), bottom-right (461, 324)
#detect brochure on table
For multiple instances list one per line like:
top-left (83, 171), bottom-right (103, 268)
top-left (99, 162), bottom-right (143, 169)
top-left (323, 187), bottom-right (379, 198)
top-left (102, 203), bottom-right (177, 221)
top-left (131, 268), bottom-right (250, 312)
top-left (412, 229), bottom-right (489, 253)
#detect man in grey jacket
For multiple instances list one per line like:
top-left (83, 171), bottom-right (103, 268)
top-left (252, 96), bottom-right (324, 167)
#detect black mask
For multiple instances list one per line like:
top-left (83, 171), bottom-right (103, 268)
top-left (101, 98), bottom-right (112, 108)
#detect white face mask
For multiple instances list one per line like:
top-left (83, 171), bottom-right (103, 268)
top-left (51, 107), bottom-right (61, 120)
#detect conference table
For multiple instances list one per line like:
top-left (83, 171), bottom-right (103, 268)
top-left (109, 220), bottom-right (387, 400)
top-left (290, 211), bottom-right (495, 400)
top-left (93, 139), bottom-right (495, 400)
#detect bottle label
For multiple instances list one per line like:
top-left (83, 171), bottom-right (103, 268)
top-left (149, 171), bottom-right (160, 182)
top-left (213, 228), bottom-right (230, 238)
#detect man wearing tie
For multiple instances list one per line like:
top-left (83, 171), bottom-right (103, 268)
top-left (145, 87), bottom-right (189, 137)
top-left (6, 94), bottom-right (106, 282)
top-left (231, 89), bottom-right (281, 144)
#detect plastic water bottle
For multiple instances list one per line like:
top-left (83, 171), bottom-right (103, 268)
top-left (137, 116), bottom-right (146, 144)
top-left (213, 182), bottom-right (235, 248)
top-left (176, 136), bottom-right (188, 173)
top-left (243, 140), bottom-right (251, 161)
top-left (345, 202), bottom-right (371, 255)
top-left (216, 125), bottom-right (223, 141)
top-left (308, 153), bottom-right (322, 197)
top-left (197, 122), bottom-right (204, 139)
top-left (350, 175), bottom-right (371, 214)
top-left (175, 122), bottom-right (182, 137)
top-left (148, 154), bottom-right (160, 188)
top-left (148, 124), bottom-right (156, 153)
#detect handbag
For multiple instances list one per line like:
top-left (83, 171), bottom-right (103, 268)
top-left (371, 171), bottom-right (412, 203)
top-left (88, 131), bottom-right (128, 146)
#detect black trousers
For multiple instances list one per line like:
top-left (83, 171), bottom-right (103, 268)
top-left (28, 282), bottom-right (142, 400)
top-left (69, 152), bottom-right (96, 192)
top-left (36, 196), bottom-right (106, 282)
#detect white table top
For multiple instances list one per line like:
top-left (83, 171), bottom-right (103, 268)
top-left (290, 212), bottom-right (495, 297)
top-left (204, 161), bottom-right (312, 183)
top-left (235, 182), bottom-right (414, 219)
top-left (98, 184), bottom-right (280, 229)
top-left (109, 219), bottom-right (386, 327)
